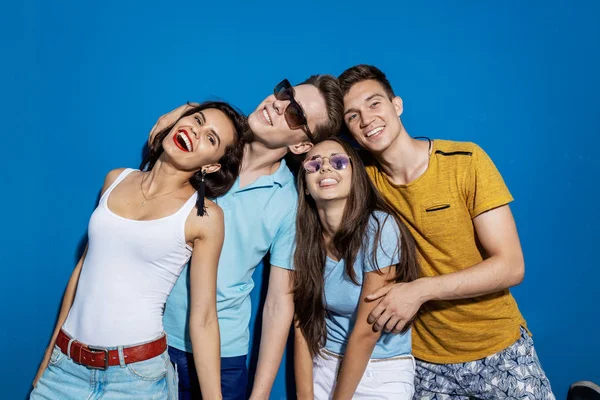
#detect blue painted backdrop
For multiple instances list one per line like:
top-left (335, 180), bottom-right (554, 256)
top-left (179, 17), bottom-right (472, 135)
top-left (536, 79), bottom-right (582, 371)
top-left (2, 1), bottom-right (598, 399)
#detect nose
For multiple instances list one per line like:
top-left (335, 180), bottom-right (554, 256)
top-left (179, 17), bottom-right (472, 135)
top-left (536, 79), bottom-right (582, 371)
top-left (273, 98), bottom-right (291, 115)
top-left (191, 127), bottom-right (199, 138)
top-left (319, 158), bottom-right (333, 173)
top-left (359, 110), bottom-right (374, 129)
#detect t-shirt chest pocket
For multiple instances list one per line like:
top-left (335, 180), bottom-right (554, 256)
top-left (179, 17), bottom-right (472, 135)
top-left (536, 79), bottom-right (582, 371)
top-left (420, 200), bottom-right (461, 239)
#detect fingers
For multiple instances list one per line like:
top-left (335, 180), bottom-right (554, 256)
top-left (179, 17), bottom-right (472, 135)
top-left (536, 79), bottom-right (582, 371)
top-left (366, 285), bottom-right (393, 301)
top-left (372, 309), bottom-right (393, 332)
top-left (384, 316), bottom-right (403, 333)
top-left (148, 122), bottom-right (160, 146)
top-left (367, 300), bottom-right (386, 325)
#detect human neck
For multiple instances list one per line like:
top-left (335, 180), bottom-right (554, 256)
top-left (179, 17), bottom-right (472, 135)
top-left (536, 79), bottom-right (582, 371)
top-left (239, 140), bottom-right (288, 187)
top-left (374, 127), bottom-right (431, 185)
top-left (316, 199), bottom-right (347, 245)
top-left (143, 160), bottom-right (193, 196)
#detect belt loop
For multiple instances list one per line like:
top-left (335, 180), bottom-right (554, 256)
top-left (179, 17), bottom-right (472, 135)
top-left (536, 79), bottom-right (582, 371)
top-left (117, 346), bottom-right (126, 368)
top-left (67, 338), bottom-right (75, 359)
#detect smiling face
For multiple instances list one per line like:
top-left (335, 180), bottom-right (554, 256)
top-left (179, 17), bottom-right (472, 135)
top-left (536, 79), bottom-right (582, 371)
top-left (161, 108), bottom-right (236, 172)
top-left (343, 79), bottom-right (404, 154)
top-left (303, 140), bottom-right (353, 204)
top-left (247, 83), bottom-right (328, 151)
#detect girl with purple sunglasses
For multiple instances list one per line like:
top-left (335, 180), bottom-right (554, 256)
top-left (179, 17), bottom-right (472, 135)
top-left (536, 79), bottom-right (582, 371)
top-left (292, 138), bottom-right (420, 399)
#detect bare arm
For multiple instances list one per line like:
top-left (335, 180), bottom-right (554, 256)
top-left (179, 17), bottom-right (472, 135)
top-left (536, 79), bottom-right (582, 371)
top-left (188, 205), bottom-right (224, 400)
top-left (249, 266), bottom-right (295, 400)
top-left (333, 267), bottom-right (393, 400)
top-left (32, 246), bottom-right (87, 387)
top-left (294, 320), bottom-right (314, 400)
top-left (368, 205), bottom-right (525, 332)
top-left (33, 169), bottom-right (124, 387)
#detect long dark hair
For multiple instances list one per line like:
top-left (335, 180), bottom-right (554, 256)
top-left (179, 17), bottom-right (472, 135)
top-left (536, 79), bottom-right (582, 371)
top-left (140, 101), bottom-right (247, 214)
top-left (293, 138), bottom-right (419, 356)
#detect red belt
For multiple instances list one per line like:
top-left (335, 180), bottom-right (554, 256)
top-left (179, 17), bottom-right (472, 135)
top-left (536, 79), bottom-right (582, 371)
top-left (56, 329), bottom-right (167, 370)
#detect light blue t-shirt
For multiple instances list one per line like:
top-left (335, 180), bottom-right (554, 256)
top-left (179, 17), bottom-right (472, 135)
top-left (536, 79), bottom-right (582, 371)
top-left (163, 160), bottom-right (297, 357)
top-left (324, 211), bottom-right (411, 359)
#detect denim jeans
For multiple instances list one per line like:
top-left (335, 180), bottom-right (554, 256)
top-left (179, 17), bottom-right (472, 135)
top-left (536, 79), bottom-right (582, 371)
top-left (31, 345), bottom-right (177, 399)
top-left (168, 346), bottom-right (248, 400)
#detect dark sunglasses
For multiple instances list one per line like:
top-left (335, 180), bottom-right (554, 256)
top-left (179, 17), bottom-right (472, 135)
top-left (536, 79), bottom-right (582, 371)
top-left (274, 79), bottom-right (313, 140)
top-left (303, 154), bottom-right (351, 173)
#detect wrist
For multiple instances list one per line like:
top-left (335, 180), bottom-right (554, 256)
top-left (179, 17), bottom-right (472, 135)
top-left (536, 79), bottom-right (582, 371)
top-left (416, 277), bottom-right (436, 303)
top-left (249, 395), bottom-right (268, 400)
top-left (249, 388), bottom-right (270, 400)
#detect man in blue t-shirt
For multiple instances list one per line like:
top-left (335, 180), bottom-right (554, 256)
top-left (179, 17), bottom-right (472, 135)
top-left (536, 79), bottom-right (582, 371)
top-left (151, 75), bottom-right (343, 399)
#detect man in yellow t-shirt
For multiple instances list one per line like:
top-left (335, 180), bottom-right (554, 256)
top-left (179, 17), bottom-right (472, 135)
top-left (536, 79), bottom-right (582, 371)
top-left (338, 65), bottom-right (555, 400)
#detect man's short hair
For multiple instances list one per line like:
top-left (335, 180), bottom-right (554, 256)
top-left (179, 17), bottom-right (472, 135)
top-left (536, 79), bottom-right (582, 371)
top-left (338, 64), bottom-right (395, 100)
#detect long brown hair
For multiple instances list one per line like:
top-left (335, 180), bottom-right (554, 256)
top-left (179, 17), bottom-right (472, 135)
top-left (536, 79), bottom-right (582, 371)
top-left (292, 138), bottom-right (419, 356)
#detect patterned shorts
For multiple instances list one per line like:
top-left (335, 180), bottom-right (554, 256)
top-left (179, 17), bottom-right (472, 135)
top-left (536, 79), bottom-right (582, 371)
top-left (414, 327), bottom-right (555, 400)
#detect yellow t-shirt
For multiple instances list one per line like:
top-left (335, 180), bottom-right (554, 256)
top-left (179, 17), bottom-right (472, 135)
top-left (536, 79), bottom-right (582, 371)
top-left (366, 139), bottom-right (527, 364)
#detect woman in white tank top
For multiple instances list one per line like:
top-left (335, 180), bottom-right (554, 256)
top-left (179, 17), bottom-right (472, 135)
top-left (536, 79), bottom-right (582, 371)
top-left (31, 101), bottom-right (247, 400)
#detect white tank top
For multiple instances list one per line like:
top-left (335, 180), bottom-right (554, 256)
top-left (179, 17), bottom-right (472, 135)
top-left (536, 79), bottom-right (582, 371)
top-left (63, 169), bottom-right (198, 347)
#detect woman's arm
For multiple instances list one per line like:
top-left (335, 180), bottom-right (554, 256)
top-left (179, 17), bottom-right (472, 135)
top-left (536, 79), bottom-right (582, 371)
top-left (33, 169), bottom-right (123, 387)
top-left (188, 204), bottom-right (224, 400)
top-left (32, 246), bottom-right (87, 387)
top-left (294, 319), bottom-right (314, 400)
top-left (332, 266), bottom-right (394, 400)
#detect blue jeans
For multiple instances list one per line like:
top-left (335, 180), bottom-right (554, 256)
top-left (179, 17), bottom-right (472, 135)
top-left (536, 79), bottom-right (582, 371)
top-left (168, 346), bottom-right (248, 400)
top-left (31, 345), bottom-right (178, 399)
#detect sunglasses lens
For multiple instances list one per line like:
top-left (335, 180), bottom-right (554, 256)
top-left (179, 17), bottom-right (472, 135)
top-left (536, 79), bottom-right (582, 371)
top-left (274, 80), bottom-right (292, 101)
top-left (274, 80), bottom-right (309, 132)
top-left (330, 155), bottom-right (350, 170)
top-left (303, 159), bottom-right (322, 173)
top-left (284, 103), bottom-right (306, 129)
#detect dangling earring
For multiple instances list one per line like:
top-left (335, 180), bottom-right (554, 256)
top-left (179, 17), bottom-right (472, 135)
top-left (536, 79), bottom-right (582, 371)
top-left (196, 169), bottom-right (207, 216)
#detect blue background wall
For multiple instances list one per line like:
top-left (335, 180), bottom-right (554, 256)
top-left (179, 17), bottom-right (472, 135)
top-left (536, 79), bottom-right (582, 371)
top-left (2, 1), bottom-right (598, 398)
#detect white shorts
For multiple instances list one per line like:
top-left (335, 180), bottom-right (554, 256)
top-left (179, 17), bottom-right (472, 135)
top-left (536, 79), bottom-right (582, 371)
top-left (312, 349), bottom-right (415, 399)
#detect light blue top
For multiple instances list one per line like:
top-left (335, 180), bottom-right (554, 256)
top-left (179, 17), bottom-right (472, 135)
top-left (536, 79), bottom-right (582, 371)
top-left (163, 160), bottom-right (297, 357)
top-left (324, 211), bottom-right (411, 358)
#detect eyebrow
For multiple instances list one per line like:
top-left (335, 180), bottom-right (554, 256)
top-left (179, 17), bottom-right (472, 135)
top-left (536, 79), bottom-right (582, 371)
top-left (308, 152), bottom-right (342, 159)
top-left (343, 93), bottom-right (386, 116)
top-left (198, 111), bottom-right (221, 146)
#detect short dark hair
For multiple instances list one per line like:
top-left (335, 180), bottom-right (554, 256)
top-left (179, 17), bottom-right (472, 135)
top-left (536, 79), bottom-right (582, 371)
top-left (300, 74), bottom-right (344, 142)
top-left (141, 101), bottom-right (247, 203)
top-left (338, 64), bottom-right (395, 100)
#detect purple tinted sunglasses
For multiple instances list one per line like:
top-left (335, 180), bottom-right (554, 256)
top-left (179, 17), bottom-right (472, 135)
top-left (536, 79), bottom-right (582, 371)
top-left (303, 154), bottom-right (351, 173)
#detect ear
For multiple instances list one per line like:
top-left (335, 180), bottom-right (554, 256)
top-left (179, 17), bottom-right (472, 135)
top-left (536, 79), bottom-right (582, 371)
top-left (288, 140), bottom-right (314, 155)
top-left (392, 96), bottom-right (404, 117)
top-left (202, 163), bottom-right (221, 175)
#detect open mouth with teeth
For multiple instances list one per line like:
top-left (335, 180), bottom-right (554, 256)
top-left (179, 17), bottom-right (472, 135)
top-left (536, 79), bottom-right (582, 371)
top-left (262, 107), bottom-right (273, 126)
top-left (173, 129), bottom-right (193, 152)
top-left (366, 126), bottom-right (384, 138)
top-left (319, 177), bottom-right (339, 187)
